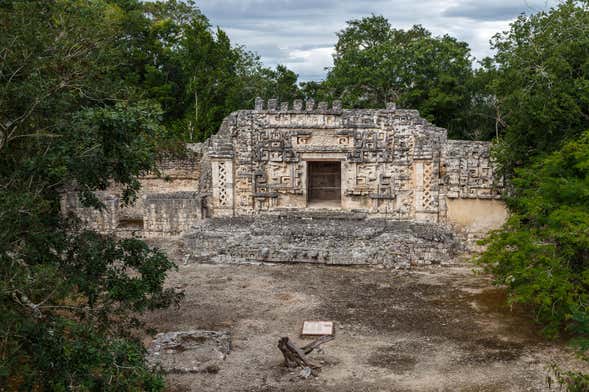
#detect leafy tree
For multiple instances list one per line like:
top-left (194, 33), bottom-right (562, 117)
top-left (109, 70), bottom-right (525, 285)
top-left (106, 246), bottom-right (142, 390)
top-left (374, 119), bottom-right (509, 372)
top-left (486, 0), bottom-right (589, 174)
top-left (0, 0), bottom-right (181, 389)
top-left (476, 130), bottom-right (589, 336)
top-left (109, 0), bottom-right (302, 142)
top-left (476, 130), bottom-right (589, 389)
top-left (299, 80), bottom-right (329, 101)
top-left (475, 2), bottom-right (589, 337)
top-left (0, 0), bottom-right (300, 386)
top-left (261, 65), bottom-right (301, 103)
top-left (471, 2), bottom-right (589, 388)
top-left (464, 58), bottom-right (503, 141)
top-left (325, 16), bottom-right (477, 138)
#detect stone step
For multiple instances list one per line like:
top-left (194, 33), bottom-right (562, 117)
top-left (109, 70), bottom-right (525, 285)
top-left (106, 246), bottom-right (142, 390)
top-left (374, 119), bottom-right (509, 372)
top-left (268, 209), bottom-right (368, 221)
top-left (183, 216), bottom-right (462, 268)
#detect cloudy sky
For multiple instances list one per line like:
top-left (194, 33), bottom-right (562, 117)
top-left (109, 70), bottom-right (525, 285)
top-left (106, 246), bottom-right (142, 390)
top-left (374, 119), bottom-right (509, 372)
top-left (196, 0), bottom-right (560, 81)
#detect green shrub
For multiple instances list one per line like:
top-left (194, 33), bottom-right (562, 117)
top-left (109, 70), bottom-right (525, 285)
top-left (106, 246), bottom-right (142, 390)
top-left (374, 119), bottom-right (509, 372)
top-left (476, 130), bottom-right (589, 337)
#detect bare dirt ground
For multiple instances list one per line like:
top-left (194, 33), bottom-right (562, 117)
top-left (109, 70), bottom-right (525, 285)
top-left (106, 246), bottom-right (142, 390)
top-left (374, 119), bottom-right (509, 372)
top-left (143, 253), bottom-right (587, 392)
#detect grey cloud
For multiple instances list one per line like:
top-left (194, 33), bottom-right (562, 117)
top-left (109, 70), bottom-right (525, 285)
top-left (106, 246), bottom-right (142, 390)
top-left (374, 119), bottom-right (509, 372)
top-left (196, 0), bottom-right (562, 81)
top-left (443, 0), bottom-right (553, 21)
top-left (197, 0), bottom-right (341, 20)
top-left (240, 42), bottom-right (288, 59)
top-left (284, 56), bottom-right (307, 64)
top-left (295, 43), bottom-right (336, 51)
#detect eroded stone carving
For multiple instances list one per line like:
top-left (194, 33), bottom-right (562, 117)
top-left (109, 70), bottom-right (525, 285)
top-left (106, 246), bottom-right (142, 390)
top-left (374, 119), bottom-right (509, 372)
top-left (184, 213), bottom-right (461, 267)
top-left (442, 140), bottom-right (502, 200)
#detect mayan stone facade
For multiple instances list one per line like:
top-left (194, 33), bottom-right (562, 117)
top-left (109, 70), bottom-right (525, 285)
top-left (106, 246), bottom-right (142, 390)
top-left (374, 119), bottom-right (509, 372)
top-left (206, 99), bottom-right (504, 226)
top-left (63, 99), bottom-right (507, 262)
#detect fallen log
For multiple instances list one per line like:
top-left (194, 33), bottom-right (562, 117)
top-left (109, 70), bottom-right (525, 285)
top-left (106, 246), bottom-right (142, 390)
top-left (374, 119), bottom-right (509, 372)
top-left (301, 335), bottom-right (334, 355)
top-left (277, 335), bottom-right (334, 369)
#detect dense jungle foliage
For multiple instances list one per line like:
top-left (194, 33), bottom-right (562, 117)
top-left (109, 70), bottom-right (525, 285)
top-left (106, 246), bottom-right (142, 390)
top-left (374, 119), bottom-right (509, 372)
top-left (1, 0), bottom-right (588, 389)
top-left (478, 0), bottom-right (589, 330)
top-left (472, 1), bottom-right (589, 388)
top-left (0, 0), bottom-right (298, 389)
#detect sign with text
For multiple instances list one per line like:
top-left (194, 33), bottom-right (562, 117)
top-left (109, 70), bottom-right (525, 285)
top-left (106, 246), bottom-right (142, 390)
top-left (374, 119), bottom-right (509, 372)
top-left (301, 321), bottom-right (334, 337)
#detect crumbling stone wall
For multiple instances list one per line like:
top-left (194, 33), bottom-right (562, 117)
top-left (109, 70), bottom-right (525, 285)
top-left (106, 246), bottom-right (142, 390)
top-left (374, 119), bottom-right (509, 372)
top-left (440, 140), bottom-right (506, 240)
top-left (62, 144), bottom-right (205, 237)
top-left (61, 191), bottom-right (119, 233)
top-left (183, 212), bottom-right (461, 267)
top-left (143, 192), bottom-right (203, 237)
top-left (441, 140), bottom-right (502, 201)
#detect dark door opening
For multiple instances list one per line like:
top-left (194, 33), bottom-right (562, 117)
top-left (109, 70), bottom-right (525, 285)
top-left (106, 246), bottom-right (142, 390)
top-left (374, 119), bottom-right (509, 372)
top-left (307, 161), bottom-right (341, 207)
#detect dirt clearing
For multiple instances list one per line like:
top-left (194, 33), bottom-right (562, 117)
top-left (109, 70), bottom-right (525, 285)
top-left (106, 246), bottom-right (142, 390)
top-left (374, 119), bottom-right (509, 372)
top-left (143, 261), bottom-right (586, 392)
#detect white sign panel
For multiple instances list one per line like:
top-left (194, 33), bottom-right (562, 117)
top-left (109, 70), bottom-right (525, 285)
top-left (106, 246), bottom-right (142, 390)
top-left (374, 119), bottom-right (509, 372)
top-left (301, 321), bottom-right (334, 336)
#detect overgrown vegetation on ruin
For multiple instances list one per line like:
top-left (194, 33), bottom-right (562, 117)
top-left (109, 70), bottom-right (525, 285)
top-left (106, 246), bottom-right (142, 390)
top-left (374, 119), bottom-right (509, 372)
top-left (1, 0), bottom-right (589, 389)
top-left (469, 0), bottom-right (589, 321)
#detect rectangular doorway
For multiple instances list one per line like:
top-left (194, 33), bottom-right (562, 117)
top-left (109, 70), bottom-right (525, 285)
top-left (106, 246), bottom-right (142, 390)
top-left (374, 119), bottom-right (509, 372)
top-left (307, 161), bottom-right (342, 207)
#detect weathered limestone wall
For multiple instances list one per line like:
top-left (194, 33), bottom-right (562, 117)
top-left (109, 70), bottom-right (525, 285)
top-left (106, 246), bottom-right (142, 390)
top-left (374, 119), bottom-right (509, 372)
top-left (446, 199), bottom-right (508, 233)
top-left (441, 140), bottom-right (502, 200)
top-left (441, 140), bottom-right (506, 238)
top-left (143, 192), bottom-right (203, 237)
top-left (62, 144), bottom-right (205, 237)
top-left (125, 146), bottom-right (204, 229)
top-left (61, 191), bottom-right (119, 233)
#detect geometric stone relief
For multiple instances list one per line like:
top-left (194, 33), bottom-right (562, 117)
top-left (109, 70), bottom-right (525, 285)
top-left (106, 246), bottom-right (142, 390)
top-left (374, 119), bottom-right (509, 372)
top-left (218, 162), bottom-right (228, 207)
top-left (64, 100), bottom-right (504, 239)
top-left (211, 159), bottom-right (234, 214)
top-left (421, 162), bottom-right (437, 211)
top-left (204, 99), bottom-right (502, 223)
top-left (442, 140), bottom-right (502, 200)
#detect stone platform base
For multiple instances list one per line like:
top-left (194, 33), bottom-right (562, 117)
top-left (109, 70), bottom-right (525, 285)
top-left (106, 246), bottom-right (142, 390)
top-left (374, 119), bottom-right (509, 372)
top-left (183, 212), bottom-right (462, 268)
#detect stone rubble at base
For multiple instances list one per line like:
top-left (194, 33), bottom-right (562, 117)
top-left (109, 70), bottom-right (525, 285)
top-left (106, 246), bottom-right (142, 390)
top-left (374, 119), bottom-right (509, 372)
top-left (183, 214), bottom-right (461, 268)
top-left (146, 330), bottom-right (231, 374)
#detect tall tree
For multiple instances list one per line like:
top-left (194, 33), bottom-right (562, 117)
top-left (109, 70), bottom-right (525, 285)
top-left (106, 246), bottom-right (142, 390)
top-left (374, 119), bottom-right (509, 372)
top-left (0, 0), bottom-right (301, 386)
top-left (110, 0), bottom-right (302, 141)
top-left (0, 1), bottom-right (181, 389)
top-left (476, 4), bottom-right (589, 388)
top-left (487, 0), bottom-right (589, 173)
top-left (325, 16), bottom-right (476, 138)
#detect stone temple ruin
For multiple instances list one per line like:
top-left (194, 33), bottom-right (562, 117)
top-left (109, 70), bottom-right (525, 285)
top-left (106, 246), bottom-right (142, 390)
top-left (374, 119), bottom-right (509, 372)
top-left (63, 99), bottom-right (507, 266)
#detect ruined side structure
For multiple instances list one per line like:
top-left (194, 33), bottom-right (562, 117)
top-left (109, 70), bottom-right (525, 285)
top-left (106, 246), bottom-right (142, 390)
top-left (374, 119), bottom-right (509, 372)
top-left (61, 144), bottom-right (206, 238)
top-left (63, 99), bottom-right (507, 242)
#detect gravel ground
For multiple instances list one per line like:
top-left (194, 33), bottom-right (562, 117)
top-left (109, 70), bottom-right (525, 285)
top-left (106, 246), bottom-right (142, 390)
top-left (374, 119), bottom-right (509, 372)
top-left (143, 254), bottom-right (586, 392)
